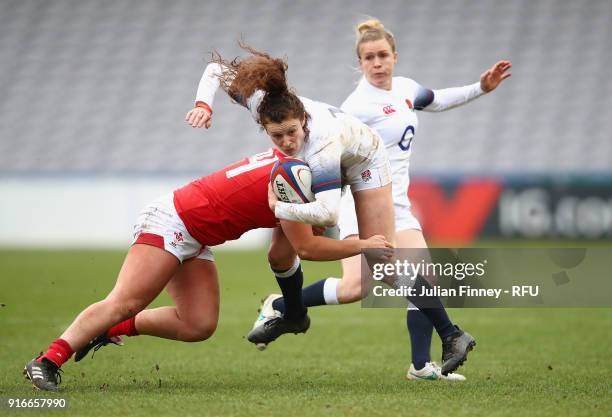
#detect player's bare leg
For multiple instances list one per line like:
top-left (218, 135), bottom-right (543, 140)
top-left (352, 184), bottom-right (396, 246)
top-left (353, 185), bottom-right (474, 375)
top-left (311, 229), bottom-right (424, 303)
top-left (75, 257), bottom-right (220, 362)
top-left (25, 244), bottom-right (179, 390)
top-left (62, 244), bottom-right (179, 348)
top-left (135, 257), bottom-right (219, 341)
top-left (245, 185), bottom-right (395, 350)
top-left (395, 229), bottom-right (465, 381)
top-left (332, 250), bottom-right (363, 302)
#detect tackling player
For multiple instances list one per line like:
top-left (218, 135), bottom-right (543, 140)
top-left (23, 148), bottom-right (392, 391)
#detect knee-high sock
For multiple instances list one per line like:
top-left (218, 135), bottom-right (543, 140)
top-left (272, 258), bottom-right (307, 320)
top-left (407, 307), bottom-right (433, 369)
top-left (404, 275), bottom-right (458, 339)
top-left (273, 277), bottom-right (341, 314)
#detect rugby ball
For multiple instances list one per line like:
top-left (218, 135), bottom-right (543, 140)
top-left (270, 158), bottom-right (314, 203)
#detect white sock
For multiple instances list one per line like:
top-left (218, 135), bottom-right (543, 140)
top-left (323, 277), bottom-right (341, 305)
top-left (271, 257), bottom-right (300, 278)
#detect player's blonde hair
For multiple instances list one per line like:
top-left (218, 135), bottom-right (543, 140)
top-left (355, 18), bottom-right (396, 58)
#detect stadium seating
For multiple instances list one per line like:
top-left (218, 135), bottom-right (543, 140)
top-left (0, 0), bottom-right (610, 176)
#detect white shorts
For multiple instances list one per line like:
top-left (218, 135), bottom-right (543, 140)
top-left (343, 134), bottom-right (392, 193)
top-left (337, 179), bottom-right (422, 240)
top-left (132, 193), bottom-right (214, 263)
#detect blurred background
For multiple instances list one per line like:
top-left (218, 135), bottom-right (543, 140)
top-left (1, 0), bottom-right (611, 247)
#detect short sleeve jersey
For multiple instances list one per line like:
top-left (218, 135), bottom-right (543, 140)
top-left (173, 149), bottom-right (283, 246)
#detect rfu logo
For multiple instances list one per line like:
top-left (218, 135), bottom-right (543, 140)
top-left (382, 105), bottom-right (396, 115)
top-left (361, 169), bottom-right (372, 182)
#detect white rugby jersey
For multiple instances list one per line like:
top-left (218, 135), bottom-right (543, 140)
top-left (195, 63), bottom-right (385, 226)
top-left (341, 76), bottom-right (484, 200)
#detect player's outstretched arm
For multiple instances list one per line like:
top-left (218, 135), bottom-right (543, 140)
top-left (280, 220), bottom-right (393, 261)
top-left (185, 62), bottom-right (224, 128)
top-left (418, 59), bottom-right (512, 112)
top-left (186, 61), bottom-right (266, 128)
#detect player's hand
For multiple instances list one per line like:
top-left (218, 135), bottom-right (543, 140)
top-left (361, 235), bottom-right (394, 263)
top-left (361, 235), bottom-right (394, 260)
top-left (185, 106), bottom-right (212, 129)
top-left (480, 60), bottom-right (512, 93)
top-left (268, 183), bottom-right (279, 211)
top-left (362, 234), bottom-right (393, 249)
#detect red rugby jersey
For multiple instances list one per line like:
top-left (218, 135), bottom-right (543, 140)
top-left (173, 149), bottom-right (283, 246)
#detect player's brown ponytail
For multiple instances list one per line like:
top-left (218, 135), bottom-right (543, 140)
top-left (212, 42), bottom-right (306, 128)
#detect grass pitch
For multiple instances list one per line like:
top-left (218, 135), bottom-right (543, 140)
top-left (0, 249), bottom-right (610, 417)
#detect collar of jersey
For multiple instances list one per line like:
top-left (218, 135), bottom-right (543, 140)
top-left (358, 76), bottom-right (397, 97)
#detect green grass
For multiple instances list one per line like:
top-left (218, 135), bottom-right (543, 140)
top-left (0, 249), bottom-right (611, 417)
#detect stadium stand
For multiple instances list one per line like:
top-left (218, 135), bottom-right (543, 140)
top-left (0, 0), bottom-right (610, 176)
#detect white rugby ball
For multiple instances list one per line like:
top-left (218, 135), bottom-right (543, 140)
top-left (270, 158), bottom-right (314, 203)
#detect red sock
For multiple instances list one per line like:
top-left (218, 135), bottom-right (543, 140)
top-left (39, 339), bottom-right (73, 367)
top-left (106, 316), bottom-right (139, 338)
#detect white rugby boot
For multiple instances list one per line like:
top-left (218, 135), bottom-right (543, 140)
top-left (407, 362), bottom-right (466, 381)
top-left (249, 294), bottom-right (282, 350)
